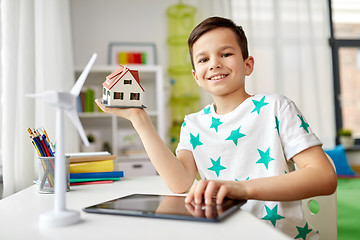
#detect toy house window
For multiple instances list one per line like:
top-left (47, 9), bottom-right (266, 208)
top-left (107, 90), bottom-right (110, 96)
top-left (103, 88), bottom-right (106, 95)
top-left (130, 93), bottom-right (140, 100)
top-left (124, 79), bottom-right (132, 85)
top-left (114, 92), bottom-right (124, 100)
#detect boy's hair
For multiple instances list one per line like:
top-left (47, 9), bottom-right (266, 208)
top-left (188, 16), bottom-right (249, 70)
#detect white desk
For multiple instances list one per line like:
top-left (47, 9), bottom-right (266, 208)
top-left (0, 176), bottom-right (290, 240)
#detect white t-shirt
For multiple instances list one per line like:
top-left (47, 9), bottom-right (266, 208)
top-left (176, 93), bottom-right (321, 239)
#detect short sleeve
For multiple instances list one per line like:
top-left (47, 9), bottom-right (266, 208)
top-left (278, 101), bottom-right (322, 160)
top-left (175, 117), bottom-right (193, 155)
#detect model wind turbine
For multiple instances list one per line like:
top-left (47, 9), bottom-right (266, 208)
top-left (27, 53), bottom-right (97, 227)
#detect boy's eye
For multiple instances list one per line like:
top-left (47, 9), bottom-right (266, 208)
top-left (222, 53), bottom-right (232, 57)
top-left (198, 58), bottom-right (208, 63)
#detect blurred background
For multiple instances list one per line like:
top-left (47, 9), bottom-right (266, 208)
top-left (1, 0), bottom-right (359, 197)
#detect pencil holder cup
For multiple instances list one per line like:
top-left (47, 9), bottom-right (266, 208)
top-left (38, 156), bottom-right (70, 194)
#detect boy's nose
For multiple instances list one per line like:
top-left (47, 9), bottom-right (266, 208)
top-left (209, 59), bottom-right (222, 70)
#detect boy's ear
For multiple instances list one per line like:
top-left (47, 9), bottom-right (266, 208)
top-left (192, 69), bottom-right (201, 87)
top-left (244, 56), bottom-right (255, 76)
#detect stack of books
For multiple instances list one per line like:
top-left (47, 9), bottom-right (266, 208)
top-left (77, 88), bottom-right (102, 113)
top-left (67, 151), bottom-right (123, 186)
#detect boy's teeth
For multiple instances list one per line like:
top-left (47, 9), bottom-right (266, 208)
top-left (211, 75), bottom-right (226, 80)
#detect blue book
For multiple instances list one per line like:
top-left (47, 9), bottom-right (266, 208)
top-left (70, 171), bottom-right (124, 179)
top-left (76, 95), bottom-right (83, 112)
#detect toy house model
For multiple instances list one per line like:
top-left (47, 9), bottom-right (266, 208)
top-left (101, 65), bottom-right (146, 108)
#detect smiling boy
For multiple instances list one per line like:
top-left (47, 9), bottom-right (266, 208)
top-left (190, 26), bottom-right (253, 114)
top-left (96, 17), bottom-right (337, 239)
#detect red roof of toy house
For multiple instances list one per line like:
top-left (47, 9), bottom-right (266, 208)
top-left (102, 65), bottom-right (144, 91)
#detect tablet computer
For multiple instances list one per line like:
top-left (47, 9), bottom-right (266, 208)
top-left (83, 194), bottom-right (247, 222)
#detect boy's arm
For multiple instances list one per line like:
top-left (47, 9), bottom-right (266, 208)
top-left (95, 99), bottom-right (198, 193)
top-left (185, 145), bottom-right (337, 204)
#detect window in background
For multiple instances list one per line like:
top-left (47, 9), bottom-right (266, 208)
top-left (330, 0), bottom-right (360, 144)
top-left (338, 47), bottom-right (360, 136)
top-left (230, 0), bottom-right (335, 147)
top-left (0, 22), bottom-right (2, 173)
top-left (0, 103), bottom-right (2, 174)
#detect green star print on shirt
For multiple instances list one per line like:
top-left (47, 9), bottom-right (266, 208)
top-left (262, 204), bottom-right (285, 227)
top-left (225, 126), bottom-right (246, 145)
top-left (190, 133), bottom-right (203, 150)
top-left (203, 106), bottom-right (211, 114)
top-left (210, 117), bottom-right (223, 132)
top-left (208, 157), bottom-right (226, 177)
top-left (251, 96), bottom-right (269, 114)
top-left (256, 147), bottom-right (275, 169)
top-left (275, 116), bottom-right (280, 134)
top-left (297, 115), bottom-right (310, 133)
top-left (295, 222), bottom-right (313, 240)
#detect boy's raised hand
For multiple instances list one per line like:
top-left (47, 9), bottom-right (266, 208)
top-left (95, 99), bottom-right (146, 123)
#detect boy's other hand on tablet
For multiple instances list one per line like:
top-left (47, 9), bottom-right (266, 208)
top-left (185, 179), bottom-right (248, 205)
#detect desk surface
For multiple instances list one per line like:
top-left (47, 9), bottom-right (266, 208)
top-left (0, 176), bottom-right (290, 240)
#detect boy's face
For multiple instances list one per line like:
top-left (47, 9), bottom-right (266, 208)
top-left (191, 27), bottom-right (254, 98)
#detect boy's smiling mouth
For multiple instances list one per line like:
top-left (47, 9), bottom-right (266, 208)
top-left (208, 74), bottom-right (228, 81)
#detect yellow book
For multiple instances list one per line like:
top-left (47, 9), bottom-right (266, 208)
top-left (69, 155), bottom-right (116, 163)
top-left (70, 159), bottom-right (114, 173)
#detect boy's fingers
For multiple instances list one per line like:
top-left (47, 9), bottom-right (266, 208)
top-left (95, 99), bottom-right (106, 111)
top-left (185, 183), bottom-right (197, 203)
top-left (204, 181), bottom-right (218, 205)
top-left (185, 180), bottom-right (208, 204)
top-left (216, 184), bottom-right (228, 204)
top-left (95, 98), bottom-right (101, 105)
top-left (193, 180), bottom-right (208, 204)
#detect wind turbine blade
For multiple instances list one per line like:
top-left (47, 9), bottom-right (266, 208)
top-left (71, 53), bottom-right (97, 97)
top-left (66, 107), bottom-right (90, 146)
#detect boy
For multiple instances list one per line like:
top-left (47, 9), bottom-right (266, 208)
top-left (96, 17), bottom-right (337, 239)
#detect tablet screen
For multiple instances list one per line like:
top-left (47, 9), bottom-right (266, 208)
top-left (83, 194), bottom-right (246, 222)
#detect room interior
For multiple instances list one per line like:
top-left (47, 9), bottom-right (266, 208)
top-left (0, 0), bottom-right (359, 239)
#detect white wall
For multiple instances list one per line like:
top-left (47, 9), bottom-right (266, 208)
top-left (70, 0), bottom-right (174, 67)
top-left (70, 0), bottom-right (227, 67)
